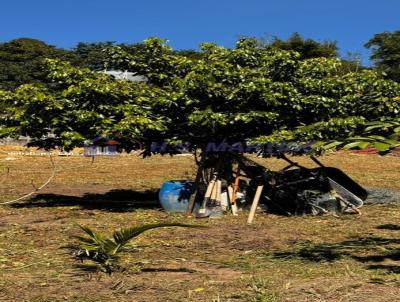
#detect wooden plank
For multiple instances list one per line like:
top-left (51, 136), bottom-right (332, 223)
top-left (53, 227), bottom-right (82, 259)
top-left (247, 185), bottom-right (264, 224)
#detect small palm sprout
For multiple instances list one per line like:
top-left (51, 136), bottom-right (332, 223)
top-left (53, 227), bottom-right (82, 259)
top-left (73, 223), bottom-right (203, 273)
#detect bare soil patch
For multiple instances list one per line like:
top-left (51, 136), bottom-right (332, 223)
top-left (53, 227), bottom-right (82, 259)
top-left (1, 149), bottom-right (400, 301)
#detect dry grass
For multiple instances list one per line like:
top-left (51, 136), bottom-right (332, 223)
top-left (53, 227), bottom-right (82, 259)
top-left (1, 147), bottom-right (400, 301)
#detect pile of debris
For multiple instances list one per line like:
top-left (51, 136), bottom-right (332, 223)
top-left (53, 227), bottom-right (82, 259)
top-left (182, 153), bottom-right (368, 223)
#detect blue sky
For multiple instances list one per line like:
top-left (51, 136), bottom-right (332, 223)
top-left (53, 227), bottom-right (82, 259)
top-left (1, 0), bottom-right (399, 65)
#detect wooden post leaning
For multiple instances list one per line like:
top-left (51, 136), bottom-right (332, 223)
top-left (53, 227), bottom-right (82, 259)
top-left (247, 184), bottom-right (264, 224)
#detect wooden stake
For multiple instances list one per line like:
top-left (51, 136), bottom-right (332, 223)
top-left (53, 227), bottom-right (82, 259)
top-left (226, 183), bottom-right (238, 215)
top-left (197, 180), bottom-right (215, 214)
top-left (231, 167), bottom-right (241, 215)
top-left (216, 180), bottom-right (222, 204)
top-left (232, 168), bottom-right (240, 200)
top-left (247, 185), bottom-right (264, 224)
top-left (211, 179), bottom-right (219, 202)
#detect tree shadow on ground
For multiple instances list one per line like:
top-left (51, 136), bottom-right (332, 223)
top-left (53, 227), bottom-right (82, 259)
top-left (376, 224), bottom-right (400, 231)
top-left (10, 189), bottom-right (161, 212)
top-left (272, 241), bottom-right (344, 262)
top-left (367, 264), bottom-right (400, 273)
top-left (269, 226), bottom-right (400, 274)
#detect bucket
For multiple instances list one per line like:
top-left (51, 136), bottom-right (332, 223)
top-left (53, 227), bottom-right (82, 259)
top-left (159, 180), bottom-right (194, 212)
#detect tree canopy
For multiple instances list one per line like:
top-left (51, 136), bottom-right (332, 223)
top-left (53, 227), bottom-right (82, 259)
top-left (365, 31), bottom-right (400, 82)
top-left (0, 38), bottom-right (72, 90)
top-left (264, 32), bottom-right (339, 59)
top-left (71, 42), bottom-right (115, 71)
top-left (1, 37), bottom-right (399, 154)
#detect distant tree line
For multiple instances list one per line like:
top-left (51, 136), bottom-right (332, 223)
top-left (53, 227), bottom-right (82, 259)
top-left (0, 31), bottom-right (399, 90)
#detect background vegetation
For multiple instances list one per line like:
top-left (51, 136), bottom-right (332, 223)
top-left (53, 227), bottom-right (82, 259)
top-left (1, 31), bottom-right (399, 91)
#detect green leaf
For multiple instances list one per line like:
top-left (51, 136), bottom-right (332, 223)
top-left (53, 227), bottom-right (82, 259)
top-left (372, 142), bottom-right (392, 152)
top-left (321, 141), bottom-right (343, 150)
top-left (343, 141), bottom-right (369, 149)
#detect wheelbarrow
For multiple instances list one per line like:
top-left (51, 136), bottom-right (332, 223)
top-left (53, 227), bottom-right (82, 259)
top-left (235, 154), bottom-right (368, 223)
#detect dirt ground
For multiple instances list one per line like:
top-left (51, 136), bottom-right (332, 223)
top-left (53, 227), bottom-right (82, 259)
top-left (1, 147), bottom-right (400, 302)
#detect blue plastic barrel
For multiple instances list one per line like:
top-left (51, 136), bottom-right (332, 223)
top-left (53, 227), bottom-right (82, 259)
top-left (159, 180), bottom-right (194, 212)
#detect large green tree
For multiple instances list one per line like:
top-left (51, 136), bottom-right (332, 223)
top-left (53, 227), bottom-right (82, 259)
top-left (365, 31), bottom-right (400, 82)
top-left (0, 38), bottom-right (72, 90)
top-left (264, 32), bottom-right (339, 59)
top-left (1, 37), bottom-right (399, 155)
